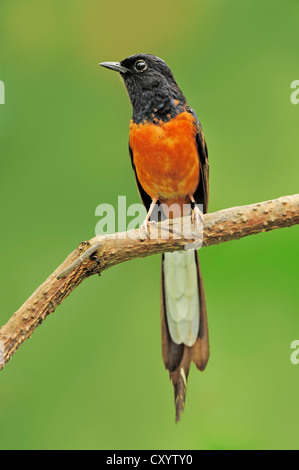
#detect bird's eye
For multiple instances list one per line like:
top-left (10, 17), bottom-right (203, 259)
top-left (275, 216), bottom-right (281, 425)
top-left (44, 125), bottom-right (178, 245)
top-left (135, 60), bottom-right (147, 72)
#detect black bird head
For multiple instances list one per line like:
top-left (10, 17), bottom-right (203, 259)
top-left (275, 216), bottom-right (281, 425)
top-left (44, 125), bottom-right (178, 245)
top-left (100, 54), bottom-right (187, 124)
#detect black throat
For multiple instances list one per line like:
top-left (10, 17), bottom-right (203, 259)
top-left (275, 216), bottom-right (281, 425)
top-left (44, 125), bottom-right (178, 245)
top-left (121, 74), bottom-right (187, 124)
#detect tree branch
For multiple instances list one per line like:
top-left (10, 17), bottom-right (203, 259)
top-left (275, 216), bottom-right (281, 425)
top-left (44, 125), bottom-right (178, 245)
top-left (0, 194), bottom-right (298, 371)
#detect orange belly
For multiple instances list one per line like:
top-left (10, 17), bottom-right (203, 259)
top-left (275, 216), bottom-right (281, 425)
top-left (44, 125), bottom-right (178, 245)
top-left (129, 111), bottom-right (200, 201)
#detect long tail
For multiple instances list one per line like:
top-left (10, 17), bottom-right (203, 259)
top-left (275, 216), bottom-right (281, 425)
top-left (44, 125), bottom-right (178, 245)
top-left (161, 250), bottom-right (209, 422)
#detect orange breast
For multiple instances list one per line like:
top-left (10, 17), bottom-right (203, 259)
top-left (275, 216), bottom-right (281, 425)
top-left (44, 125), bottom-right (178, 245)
top-left (129, 111), bottom-right (200, 201)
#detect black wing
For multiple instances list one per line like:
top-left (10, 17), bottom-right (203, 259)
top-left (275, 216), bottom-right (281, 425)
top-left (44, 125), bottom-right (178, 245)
top-left (188, 108), bottom-right (209, 214)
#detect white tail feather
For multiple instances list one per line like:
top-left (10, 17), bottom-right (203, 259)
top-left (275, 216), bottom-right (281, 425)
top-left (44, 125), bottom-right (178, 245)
top-left (164, 250), bottom-right (199, 347)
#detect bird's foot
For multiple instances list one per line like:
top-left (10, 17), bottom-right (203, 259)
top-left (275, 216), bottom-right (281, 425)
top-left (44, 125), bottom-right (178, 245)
top-left (140, 219), bottom-right (149, 239)
top-left (139, 219), bottom-right (158, 240)
top-left (191, 204), bottom-right (204, 233)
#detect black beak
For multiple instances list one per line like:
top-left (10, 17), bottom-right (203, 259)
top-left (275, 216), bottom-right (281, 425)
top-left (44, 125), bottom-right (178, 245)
top-left (99, 62), bottom-right (129, 73)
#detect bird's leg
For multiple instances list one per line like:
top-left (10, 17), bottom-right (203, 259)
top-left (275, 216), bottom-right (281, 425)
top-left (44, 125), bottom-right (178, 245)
top-left (189, 194), bottom-right (204, 233)
top-left (140, 198), bottom-right (158, 236)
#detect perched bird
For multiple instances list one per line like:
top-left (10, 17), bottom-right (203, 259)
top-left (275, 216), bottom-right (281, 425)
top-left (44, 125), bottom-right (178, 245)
top-left (100, 54), bottom-right (209, 422)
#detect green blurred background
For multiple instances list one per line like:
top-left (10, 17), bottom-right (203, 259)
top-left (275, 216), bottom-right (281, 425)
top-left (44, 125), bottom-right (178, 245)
top-left (0, 0), bottom-right (298, 450)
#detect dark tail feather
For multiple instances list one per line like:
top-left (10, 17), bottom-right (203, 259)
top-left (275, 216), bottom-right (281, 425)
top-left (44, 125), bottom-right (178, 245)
top-left (169, 347), bottom-right (191, 422)
top-left (191, 251), bottom-right (209, 371)
top-left (161, 252), bottom-right (209, 422)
